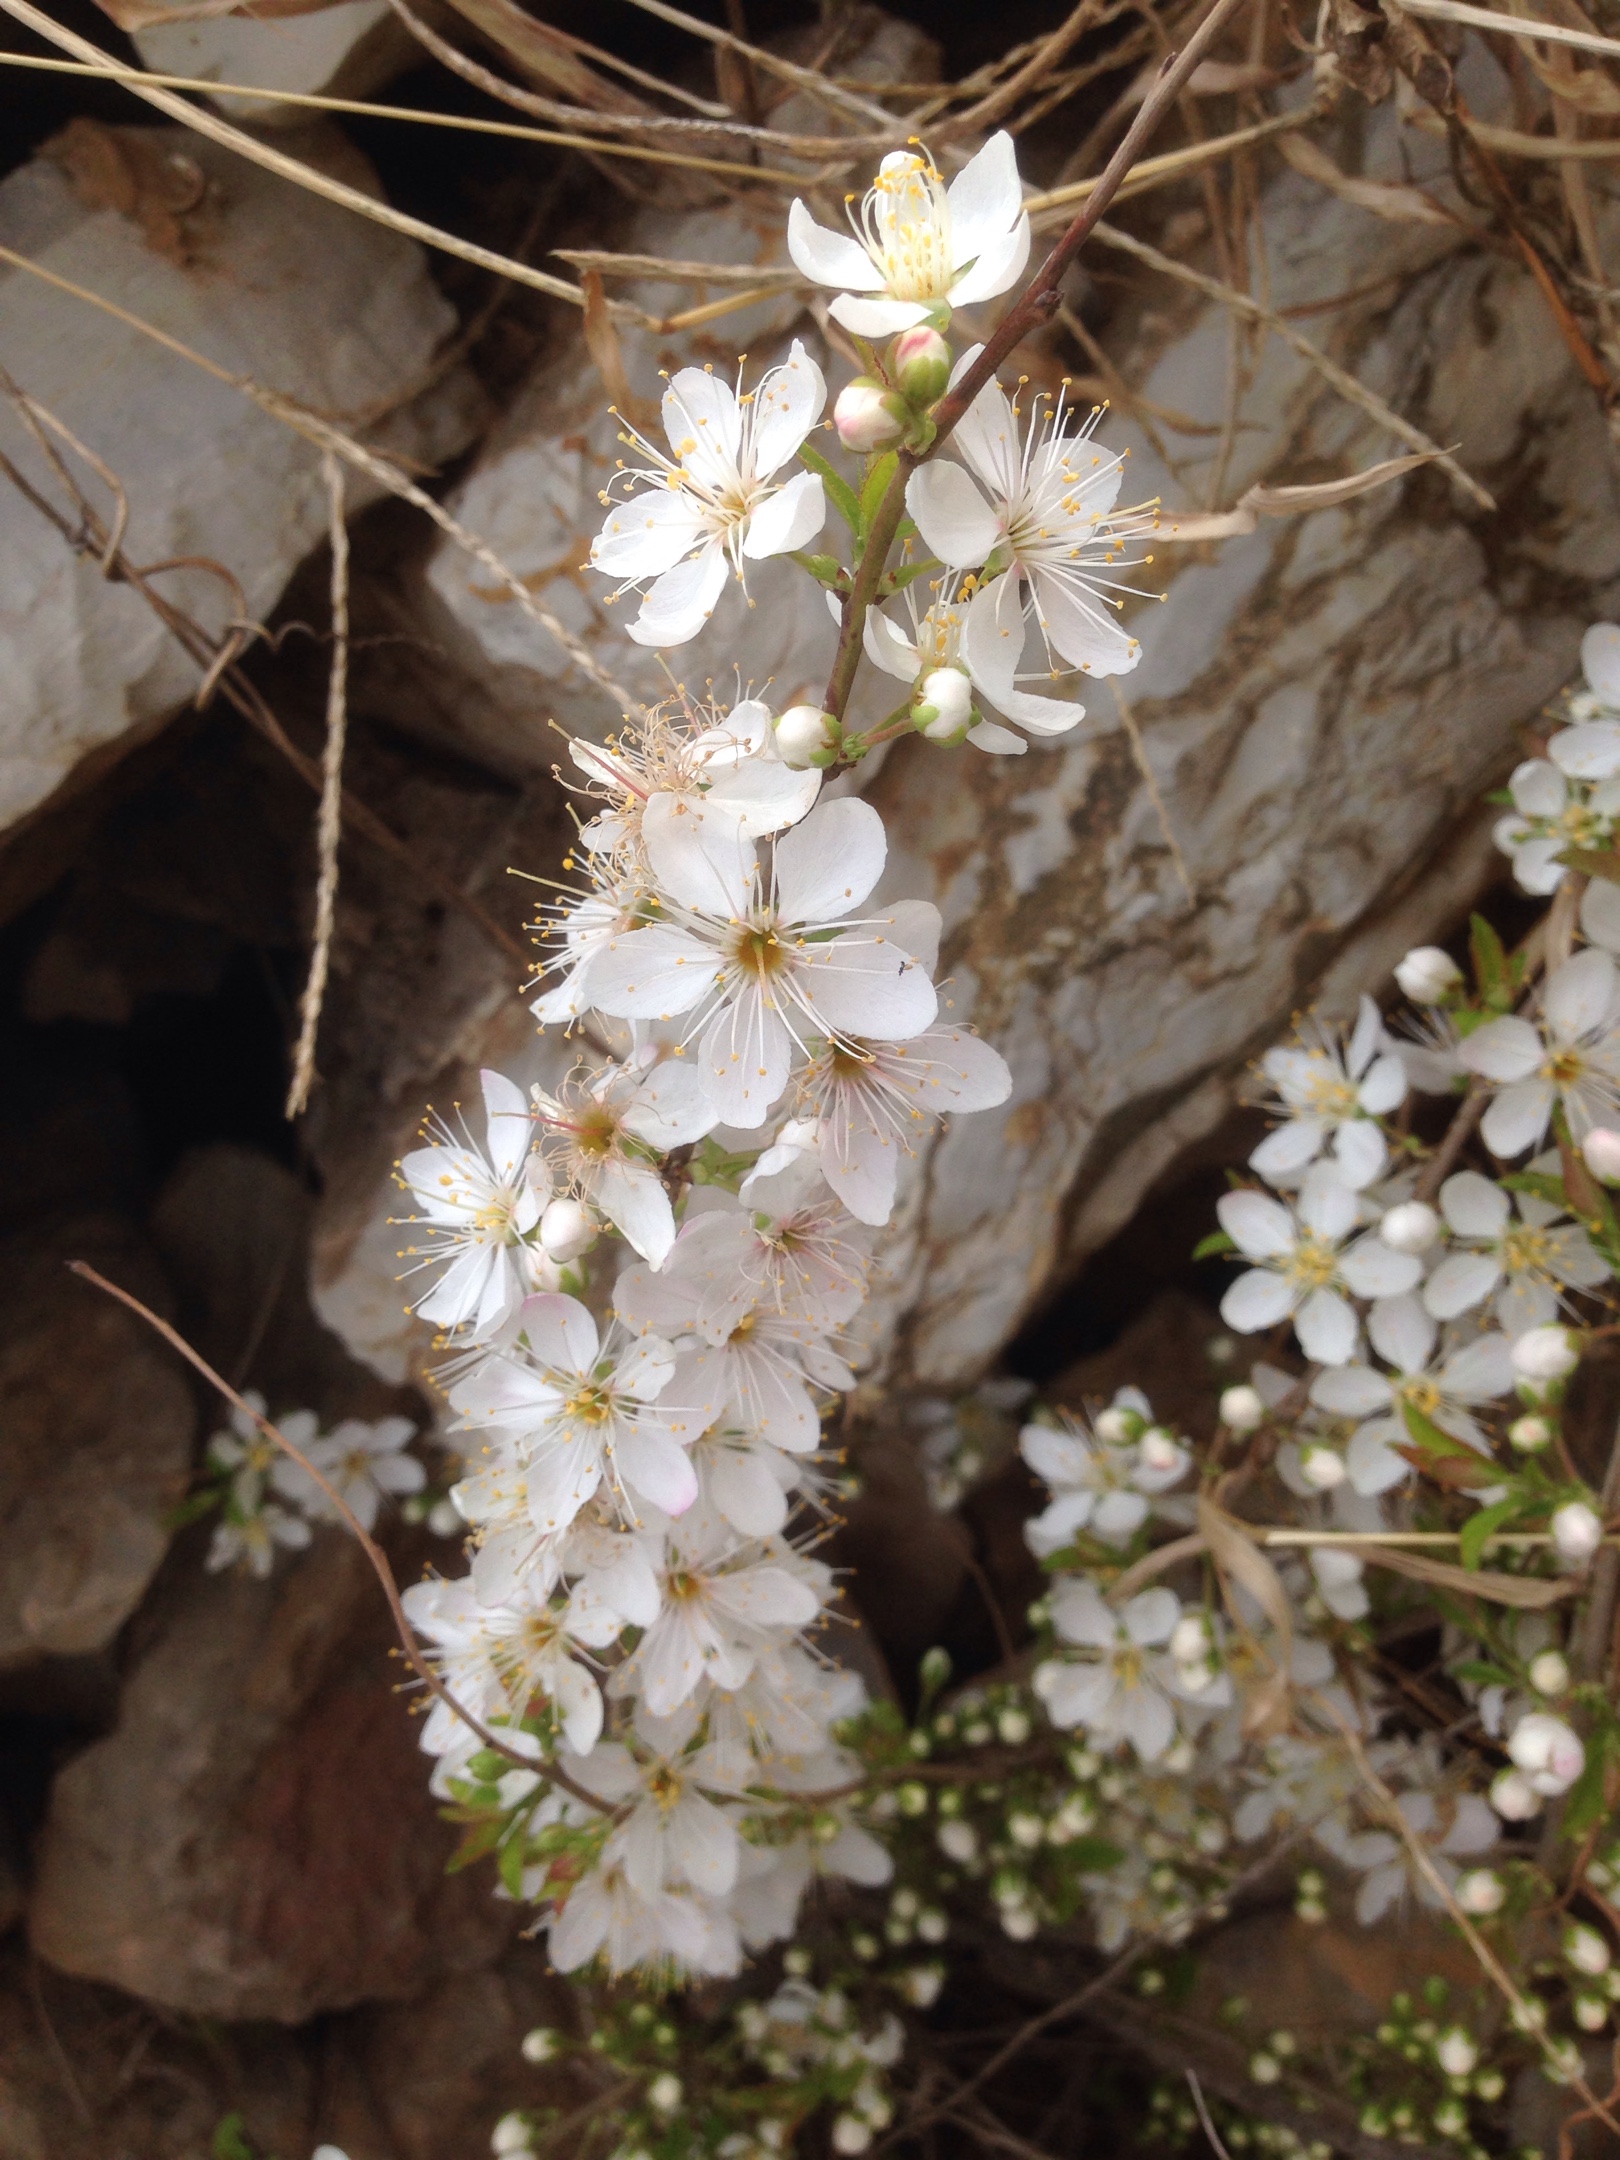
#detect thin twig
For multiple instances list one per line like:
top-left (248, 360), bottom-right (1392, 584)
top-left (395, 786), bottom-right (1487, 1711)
top-left (1089, 221), bottom-right (1495, 511)
top-left (68, 1263), bottom-right (613, 1812)
top-left (0, 48), bottom-right (805, 184)
top-left (1186, 2070), bottom-right (1235, 2160)
top-left (286, 451), bottom-right (350, 1121)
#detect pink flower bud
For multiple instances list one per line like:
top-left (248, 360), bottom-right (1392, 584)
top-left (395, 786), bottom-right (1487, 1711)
top-left (834, 376), bottom-right (906, 452)
top-left (1583, 1126), bottom-right (1620, 1184)
top-left (1508, 1711), bottom-right (1585, 1795)
top-left (890, 325), bottom-right (951, 405)
top-left (1455, 1868), bottom-right (1507, 1914)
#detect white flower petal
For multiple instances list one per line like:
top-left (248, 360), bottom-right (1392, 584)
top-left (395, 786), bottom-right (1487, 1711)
top-left (628, 541), bottom-right (730, 648)
top-left (1458, 1015), bottom-right (1543, 1083)
top-left (1339, 1237), bottom-right (1423, 1299)
top-left (749, 340), bottom-right (826, 475)
top-left (1440, 1170), bottom-right (1510, 1238)
top-left (786, 198), bottom-right (884, 291)
top-left (1367, 1290), bottom-right (1435, 1373)
top-left (1481, 1080), bottom-right (1554, 1159)
top-left (1423, 1249), bottom-right (1501, 1318)
top-left (741, 467), bottom-right (825, 560)
top-left (1581, 877), bottom-right (1620, 955)
top-left (905, 459), bottom-right (1000, 569)
top-left (773, 796), bottom-right (887, 923)
top-left (1221, 1267), bottom-right (1295, 1333)
top-left (1546, 948), bottom-right (1617, 1039)
top-left (1216, 1189), bottom-right (1295, 1258)
top-left (828, 292), bottom-right (931, 337)
top-left (592, 487), bottom-right (706, 576)
top-left (1295, 1288), bottom-right (1358, 1365)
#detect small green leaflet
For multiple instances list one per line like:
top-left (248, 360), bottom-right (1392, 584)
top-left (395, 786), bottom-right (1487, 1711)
top-left (1459, 1495), bottom-right (1525, 1572)
top-left (798, 440), bottom-right (861, 535)
top-left (1193, 1229), bottom-right (1236, 1261)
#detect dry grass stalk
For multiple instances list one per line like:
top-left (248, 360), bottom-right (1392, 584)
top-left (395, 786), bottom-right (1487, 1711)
top-left (284, 450), bottom-right (349, 1123)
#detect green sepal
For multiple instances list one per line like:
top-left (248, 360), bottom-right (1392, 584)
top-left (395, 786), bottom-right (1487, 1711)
top-left (1192, 1229), bottom-right (1236, 1261)
top-left (798, 440), bottom-right (861, 535)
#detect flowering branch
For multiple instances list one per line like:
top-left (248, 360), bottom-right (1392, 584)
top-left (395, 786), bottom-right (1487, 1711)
top-left (819, 0), bottom-right (1256, 730)
top-left (67, 1261), bottom-right (614, 1814)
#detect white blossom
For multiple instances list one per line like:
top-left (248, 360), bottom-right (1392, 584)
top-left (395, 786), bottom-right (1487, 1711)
top-left (906, 363), bottom-right (1156, 679)
top-left (786, 134), bottom-right (1030, 339)
top-left (1307, 1295), bottom-right (1513, 1494)
top-left (271, 1413), bottom-right (423, 1533)
top-left (1034, 1583), bottom-right (1184, 1761)
top-left (534, 1050), bottom-right (717, 1269)
top-left (1217, 1163), bottom-right (1423, 1365)
top-left (1248, 997), bottom-right (1406, 1191)
top-left (1422, 1167), bottom-right (1608, 1335)
top-left (1020, 1390), bottom-right (1189, 1553)
top-left (861, 571), bottom-right (1089, 752)
top-left (589, 343), bottom-right (826, 647)
top-left (586, 796), bottom-right (939, 1129)
top-left (1459, 948), bottom-right (1620, 1156)
top-left (451, 1293), bottom-right (693, 1535)
top-left (395, 1070), bottom-right (550, 1338)
top-left (567, 695), bottom-right (820, 852)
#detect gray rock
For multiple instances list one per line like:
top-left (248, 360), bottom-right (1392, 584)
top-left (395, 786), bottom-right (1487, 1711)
top-left (0, 1217), bottom-right (193, 1669)
top-left (30, 1528), bottom-right (511, 2020)
top-left (0, 121), bottom-right (482, 840)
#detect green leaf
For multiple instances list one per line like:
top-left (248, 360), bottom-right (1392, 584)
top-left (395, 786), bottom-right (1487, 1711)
top-left (1460, 1496), bottom-right (1523, 1571)
top-left (212, 2117), bottom-right (256, 2160)
top-left (1400, 1401), bottom-right (1483, 1463)
top-left (1469, 912), bottom-right (1507, 999)
top-left (1063, 1836), bottom-right (1126, 1875)
top-left (165, 1486), bottom-right (224, 1531)
top-left (1564, 1719), bottom-right (1618, 1836)
top-left (1193, 1229), bottom-right (1236, 1261)
top-left (1501, 1171), bottom-right (1569, 1210)
top-left (497, 1827), bottom-right (529, 1899)
top-left (1450, 1659), bottom-right (1516, 1686)
top-left (798, 440), bottom-right (861, 535)
top-left (858, 450), bottom-right (900, 538)
top-left (1562, 845), bottom-right (1620, 886)
top-left (446, 1813), bottom-right (510, 1871)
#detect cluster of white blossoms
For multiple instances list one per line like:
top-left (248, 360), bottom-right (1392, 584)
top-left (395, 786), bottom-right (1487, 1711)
top-left (202, 1392), bottom-right (427, 1577)
top-left (392, 672), bottom-right (1014, 1972)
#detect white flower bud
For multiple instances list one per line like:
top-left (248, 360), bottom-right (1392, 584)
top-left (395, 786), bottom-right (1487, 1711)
top-left (1299, 1444), bottom-right (1348, 1491)
top-left (1529, 1650), bottom-right (1571, 1696)
top-left (834, 376), bottom-right (906, 452)
top-left (1169, 1614), bottom-right (1212, 1665)
top-left (1489, 1765), bottom-right (1543, 1820)
top-left (539, 1195), bottom-right (596, 1262)
top-left (1094, 1406), bottom-right (1135, 1444)
top-left (648, 2074), bottom-right (683, 2113)
top-left (937, 1819), bottom-right (977, 1863)
top-left (1509, 1413), bottom-right (1553, 1452)
top-left (773, 703), bottom-right (839, 769)
top-left (1575, 1990), bottom-right (1610, 2030)
top-left (832, 2116), bottom-right (874, 2156)
top-left (428, 1498), bottom-right (463, 1538)
top-left (913, 665), bottom-right (975, 744)
top-left (1380, 1200), bottom-right (1441, 1254)
top-left (1395, 945), bottom-right (1463, 1003)
top-left (1219, 1383), bottom-right (1266, 1432)
top-left (1509, 1711), bottom-right (1586, 1795)
top-left (1008, 1811), bottom-right (1044, 1849)
top-left (1567, 1923), bottom-right (1612, 1976)
top-left (1434, 2027), bottom-right (1477, 2078)
top-left (1455, 1867), bottom-right (1507, 1914)
top-left (1511, 1325), bottom-right (1580, 1381)
top-left (492, 2117), bottom-right (533, 2156)
top-left (520, 2027), bottom-right (559, 2063)
top-left (1000, 1905), bottom-right (1037, 1940)
top-left (1583, 1126), bottom-right (1620, 1184)
top-left (1553, 1500), bottom-right (1604, 1567)
top-left (1138, 1425), bottom-right (1184, 1476)
top-left (903, 1961), bottom-right (945, 2004)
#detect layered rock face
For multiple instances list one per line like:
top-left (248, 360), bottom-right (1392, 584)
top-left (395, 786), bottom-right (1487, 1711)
top-left (0, 121), bottom-right (481, 838)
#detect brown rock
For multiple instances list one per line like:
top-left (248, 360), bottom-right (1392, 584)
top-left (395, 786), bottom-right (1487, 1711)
top-left (0, 1216), bottom-right (193, 1670)
top-left (30, 1529), bottom-right (510, 2021)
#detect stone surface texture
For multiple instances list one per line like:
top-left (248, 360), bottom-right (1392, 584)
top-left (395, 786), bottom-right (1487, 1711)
top-left (0, 122), bottom-right (481, 837)
top-left (313, 85), bottom-right (1620, 1401)
top-left (0, 1216), bottom-right (193, 1669)
top-left (135, 0), bottom-right (420, 127)
top-left (29, 1528), bottom-right (511, 2021)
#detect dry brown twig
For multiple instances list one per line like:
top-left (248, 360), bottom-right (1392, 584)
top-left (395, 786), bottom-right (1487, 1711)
top-left (284, 449), bottom-right (349, 1122)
